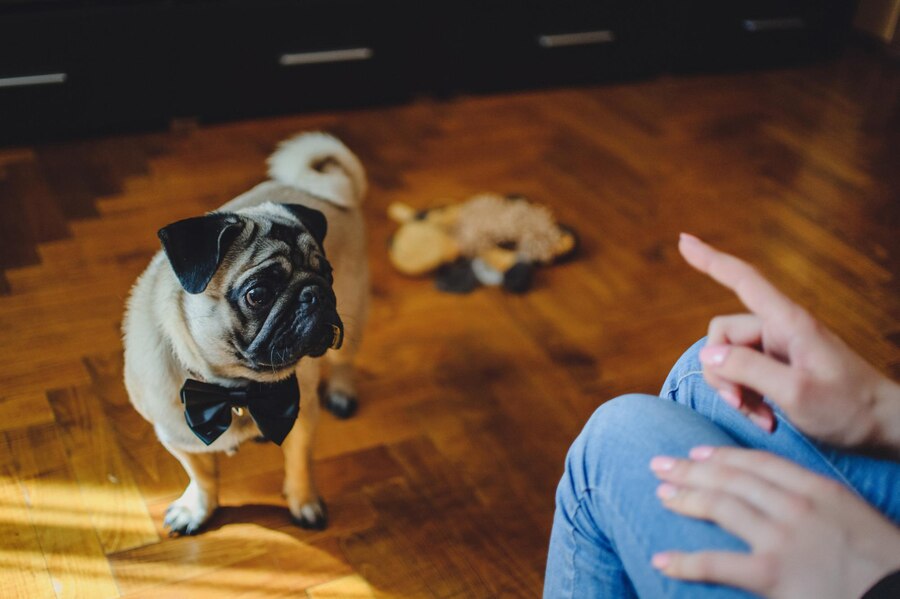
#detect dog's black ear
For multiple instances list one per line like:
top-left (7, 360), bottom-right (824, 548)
top-left (280, 204), bottom-right (327, 248)
top-left (158, 213), bottom-right (244, 294)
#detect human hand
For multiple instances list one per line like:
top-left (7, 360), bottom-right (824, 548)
top-left (650, 446), bottom-right (900, 599)
top-left (678, 233), bottom-right (900, 451)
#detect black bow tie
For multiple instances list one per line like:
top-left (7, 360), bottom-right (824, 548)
top-left (180, 375), bottom-right (300, 446)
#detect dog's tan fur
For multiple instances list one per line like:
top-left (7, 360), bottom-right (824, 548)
top-left (123, 133), bottom-right (368, 532)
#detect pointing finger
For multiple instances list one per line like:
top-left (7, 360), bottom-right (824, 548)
top-left (679, 234), bottom-right (799, 326)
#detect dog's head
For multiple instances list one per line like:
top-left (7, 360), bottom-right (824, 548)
top-left (158, 202), bottom-right (342, 381)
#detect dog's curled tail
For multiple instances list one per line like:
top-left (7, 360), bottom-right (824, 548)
top-left (267, 132), bottom-right (367, 208)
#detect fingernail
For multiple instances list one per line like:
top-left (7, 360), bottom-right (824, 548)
top-left (657, 483), bottom-right (678, 500)
top-left (652, 552), bottom-right (671, 569)
top-left (719, 389), bottom-right (741, 409)
top-left (650, 456), bottom-right (676, 472)
top-left (699, 345), bottom-right (730, 366)
top-left (689, 446), bottom-right (715, 460)
top-left (679, 232), bottom-right (700, 244)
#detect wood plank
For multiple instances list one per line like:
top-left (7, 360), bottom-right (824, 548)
top-left (21, 469), bottom-right (121, 599)
top-left (0, 392), bottom-right (55, 431)
top-left (112, 524), bottom-right (353, 597)
top-left (1, 424), bottom-right (69, 480)
top-left (81, 353), bottom-right (191, 505)
top-left (0, 357), bottom-right (91, 399)
top-left (47, 386), bottom-right (159, 554)
top-left (0, 471), bottom-right (56, 599)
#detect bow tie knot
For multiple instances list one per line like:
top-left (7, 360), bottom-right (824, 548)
top-left (180, 375), bottom-right (300, 446)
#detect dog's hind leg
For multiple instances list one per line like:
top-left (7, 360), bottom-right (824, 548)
top-left (162, 444), bottom-right (219, 535)
top-left (324, 258), bottom-right (369, 419)
top-left (284, 357), bottom-right (327, 529)
top-left (324, 344), bottom-right (360, 419)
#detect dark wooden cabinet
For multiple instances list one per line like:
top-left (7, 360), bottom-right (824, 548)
top-left (663, 0), bottom-right (857, 70)
top-left (0, 0), bottom-right (858, 143)
top-left (0, 4), bottom-right (173, 140)
top-left (428, 0), bottom-right (657, 93)
top-left (168, 0), bottom-right (413, 120)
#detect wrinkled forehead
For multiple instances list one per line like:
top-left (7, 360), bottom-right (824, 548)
top-left (219, 209), bottom-right (321, 283)
top-left (249, 203), bottom-right (322, 253)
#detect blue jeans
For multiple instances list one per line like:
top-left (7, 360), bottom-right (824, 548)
top-left (543, 338), bottom-right (900, 598)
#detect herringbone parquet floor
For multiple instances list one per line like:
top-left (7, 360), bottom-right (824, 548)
top-left (0, 46), bottom-right (898, 598)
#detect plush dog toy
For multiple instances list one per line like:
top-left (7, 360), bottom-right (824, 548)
top-left (388, 194), bottom-right (577, 293)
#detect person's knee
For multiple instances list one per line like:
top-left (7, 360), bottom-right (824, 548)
top-left (564, 394), bottom-right (673, 485)
top-left (580, 394), bottom-right (666, 443)
top-left (555, 395), bottom-right (659, 516)
top-left (559, 391), bottom-right (735, 507)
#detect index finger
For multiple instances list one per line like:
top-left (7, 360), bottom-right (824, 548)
top-left (678, 233), bottom-right (798, 323)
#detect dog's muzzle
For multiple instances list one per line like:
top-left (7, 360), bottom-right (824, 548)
top-left (288, 282), bottom-right (342, 359)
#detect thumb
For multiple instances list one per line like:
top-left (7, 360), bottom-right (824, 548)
top-left (700, 344), bottom-right (795, 407)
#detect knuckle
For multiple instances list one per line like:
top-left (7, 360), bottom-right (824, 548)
top-left (795, 370), bottom-right (814, 393)
top-left (691, 554), bottom-right (714, 579)
top-left (716, 465), bottom-right (740, 485)
top-left (766, 523), bottom-right (791, 548)
top-left (666, 553), bottom-right (685, 576)
top-left (785, 373), bottom-right (810, 406)
top-left (708, 316), bottom-right (727, 338)
top-left (706, 492), bottom-right (732, 519)
top-left (708, 446), bottom-right (736, 462)
top-left (669, 460), bottom-right (693, 481)
top-left (751, 450), bottom-right (778, 467)
top-left (682, 489), bottom-right (713, 514)
top-left (784, 495), bottom-right (815, 518)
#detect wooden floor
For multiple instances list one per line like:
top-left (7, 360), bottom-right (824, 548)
top-left (1, 46), bottom-right (899, 598)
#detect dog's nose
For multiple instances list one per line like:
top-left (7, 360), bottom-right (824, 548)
top-left (298, 285), bottom-right (324, 310)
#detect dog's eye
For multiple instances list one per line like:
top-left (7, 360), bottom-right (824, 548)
top-left (245, 285), bottom-right (272, 308)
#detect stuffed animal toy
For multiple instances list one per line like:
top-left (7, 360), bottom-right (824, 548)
top-left (388, 193), bottom-right (578, 294)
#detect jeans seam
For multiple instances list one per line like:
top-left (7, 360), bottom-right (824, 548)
top-left (564, 496), bottom-right (580, 599)
top-left (665, 369), bottom-right (704, 401)
top-left (569, 486), bottom-right (668, 599)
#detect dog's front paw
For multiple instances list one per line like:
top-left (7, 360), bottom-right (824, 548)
top-left (164, 483), bottom-right (217, 536)
top-left (324, 391), bottom-right (357, 419)
top-left (288, 496), bottom-right (328, 530)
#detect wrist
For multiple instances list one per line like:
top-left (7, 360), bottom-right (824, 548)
top-left (871, 377), bottom-right (900, 456)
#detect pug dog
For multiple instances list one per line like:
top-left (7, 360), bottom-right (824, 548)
top-left (123, 132), bottom-right (369, 534)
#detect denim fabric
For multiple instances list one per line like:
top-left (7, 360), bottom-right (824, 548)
top-left (662, 338), bottom-right (900, 523)
top-left (543, 338), bottom-right (900, 598)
